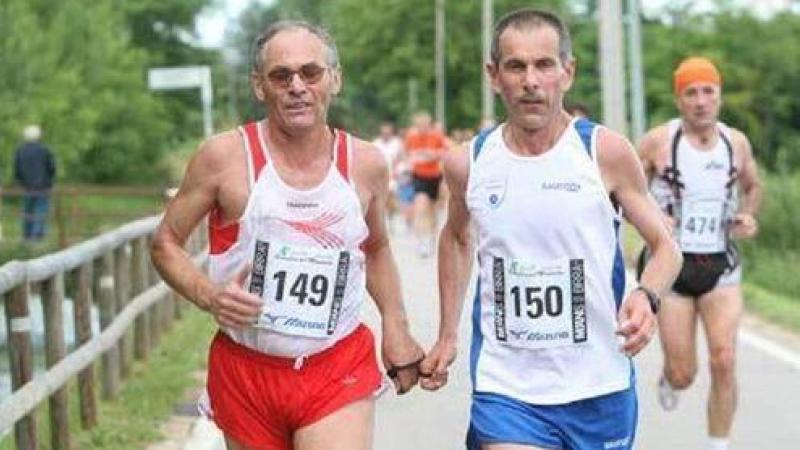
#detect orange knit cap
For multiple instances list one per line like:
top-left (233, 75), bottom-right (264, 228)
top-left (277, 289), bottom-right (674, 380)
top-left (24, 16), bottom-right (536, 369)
top-left (673, 57), bottom-right (721, 95)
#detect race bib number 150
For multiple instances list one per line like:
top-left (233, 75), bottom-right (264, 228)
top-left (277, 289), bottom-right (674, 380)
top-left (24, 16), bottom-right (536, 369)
top-left (492, 257), bottom-right (587, 349)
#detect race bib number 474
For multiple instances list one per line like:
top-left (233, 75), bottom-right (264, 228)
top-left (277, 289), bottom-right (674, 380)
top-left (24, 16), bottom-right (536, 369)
top-left (492, 257), bottom-right (587, 350)
top-left (249, 240), bottom-right (349, 338)
top-left (680, 197), bottom-right (726, 253)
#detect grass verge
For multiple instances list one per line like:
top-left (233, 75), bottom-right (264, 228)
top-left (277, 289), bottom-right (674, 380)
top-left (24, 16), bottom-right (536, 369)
top-left (742, 283), bottom-right (800, 333)
top-left (1, 306), bottom-right (215, 450)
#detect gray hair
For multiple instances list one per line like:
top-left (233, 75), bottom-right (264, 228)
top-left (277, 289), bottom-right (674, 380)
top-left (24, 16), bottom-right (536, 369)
top-left (251, 20), bottom-right (340, 72)
top-left (490, 9), bottom-right (573, 66)
top-left (23, 124), bottom-right (41, 142)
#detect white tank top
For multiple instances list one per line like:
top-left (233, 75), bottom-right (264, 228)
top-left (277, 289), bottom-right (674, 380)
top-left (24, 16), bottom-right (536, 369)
top-left (466, 118), bottom-right (631, 405)
top-left (206, 121), bottom-right (368, 358)
top-left (650, 119), bottom-right (737, 254)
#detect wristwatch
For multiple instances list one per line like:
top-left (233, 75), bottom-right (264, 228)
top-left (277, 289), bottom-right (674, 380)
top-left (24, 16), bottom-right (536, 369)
top-left (634, 286), bottom-right (661, 315)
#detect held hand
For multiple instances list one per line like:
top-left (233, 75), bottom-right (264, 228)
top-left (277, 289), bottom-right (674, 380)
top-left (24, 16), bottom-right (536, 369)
top-left (382, 321), bottom-right (425, 395)
top-left (730, 213), bottom-right (758, 239)
top-left (616, 291), bottom-right (656, 357)
top-left (419, 338), bottom-right (457, 391)
top-left (208, 264), bottom-right (263, 329)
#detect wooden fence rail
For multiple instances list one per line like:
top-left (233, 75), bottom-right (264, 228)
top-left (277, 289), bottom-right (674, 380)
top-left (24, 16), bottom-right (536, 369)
top-left (0, 215), bottom-right (207, 450)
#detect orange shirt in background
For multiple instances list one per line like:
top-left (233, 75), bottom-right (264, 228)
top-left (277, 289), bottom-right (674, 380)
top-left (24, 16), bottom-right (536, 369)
top-left (404, 129), bottom-right (446, 179)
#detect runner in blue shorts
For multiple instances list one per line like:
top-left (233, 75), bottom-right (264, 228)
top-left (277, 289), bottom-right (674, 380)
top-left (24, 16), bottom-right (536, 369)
top-left (420, 9), bottom-right (682, 450)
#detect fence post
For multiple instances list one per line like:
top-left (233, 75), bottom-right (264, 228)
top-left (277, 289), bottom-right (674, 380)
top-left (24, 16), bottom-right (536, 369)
top-left (73, 263), bottom-right (97, 428)
top-left (97, 251), bottom-right (120, 399)
top-left (132, 236), bottom-right (150, 360)
top-left (42, 273), bottom-right (70, 450)
top-left (4, 282), bottom-right (37, 450)
top-left (54, 192), bottom-right (67, 249)
top-left (114, 243), bottom-right (132, 378)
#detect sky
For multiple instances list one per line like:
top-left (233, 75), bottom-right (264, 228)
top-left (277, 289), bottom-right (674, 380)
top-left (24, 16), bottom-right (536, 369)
top-left (194, 0), bottom-right (796, 48)
top-left (194, 0), bottom-right (274, 48)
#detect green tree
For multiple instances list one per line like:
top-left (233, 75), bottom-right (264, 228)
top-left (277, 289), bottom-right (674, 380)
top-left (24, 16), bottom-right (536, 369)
top-left (0, 0), bottom-right (219, 184)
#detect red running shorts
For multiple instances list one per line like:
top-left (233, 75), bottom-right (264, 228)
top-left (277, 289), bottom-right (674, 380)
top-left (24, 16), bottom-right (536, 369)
top-left (207, 324), bottom-right (383, 449)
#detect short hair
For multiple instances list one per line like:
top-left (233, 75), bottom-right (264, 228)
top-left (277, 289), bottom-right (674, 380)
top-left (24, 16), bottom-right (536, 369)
top-left (490, 8), bottom-right (573, 66)
top-left (251, 20), bottom-right (340, 72)
top-left (23, 125), bottom-right (41, 142)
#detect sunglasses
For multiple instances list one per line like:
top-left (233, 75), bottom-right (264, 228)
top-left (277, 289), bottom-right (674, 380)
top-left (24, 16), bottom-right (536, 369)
top-left (266, 63), bottom-right (330, 89)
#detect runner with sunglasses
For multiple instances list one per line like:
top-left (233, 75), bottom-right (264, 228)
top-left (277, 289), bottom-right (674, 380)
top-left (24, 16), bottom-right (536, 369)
top-left (151, 20), bottom-right (424, 450)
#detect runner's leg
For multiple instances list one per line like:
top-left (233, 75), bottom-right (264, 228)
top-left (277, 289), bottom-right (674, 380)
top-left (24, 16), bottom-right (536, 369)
top-left (293, 398), bottom-right (375, 450)
top-left (698, 284), bottom-right (743, 439)
top-left (658, 293), bottom-right (699, 390)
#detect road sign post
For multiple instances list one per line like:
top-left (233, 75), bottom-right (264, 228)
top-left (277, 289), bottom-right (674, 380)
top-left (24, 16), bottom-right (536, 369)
top-left (148, 66), bottom-right (214, 137)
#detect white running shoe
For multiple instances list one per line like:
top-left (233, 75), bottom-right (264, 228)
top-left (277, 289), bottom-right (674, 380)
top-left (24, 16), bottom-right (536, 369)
top-left (658, 375), bottom-right (679, 411)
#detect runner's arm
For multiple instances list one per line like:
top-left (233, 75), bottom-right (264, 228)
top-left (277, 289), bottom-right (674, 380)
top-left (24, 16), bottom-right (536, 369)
top-left (599, 129), bottom-right (682, 355)
top-left (436, 145), bottom-right (473, 343)
top-left (358, 141), bottom-right (424, 393)
top-left (150, 134), bottom-right (262, 328)
top-left (732, 130), bottom-right (762, 237)
top-left (420, 144), bottom-right (472, 390)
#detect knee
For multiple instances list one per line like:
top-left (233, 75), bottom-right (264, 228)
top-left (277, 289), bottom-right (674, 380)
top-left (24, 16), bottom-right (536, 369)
top-left (709, 347), bottom-right (736, 382)
top-left (665, 364), bottom-right (696, 389)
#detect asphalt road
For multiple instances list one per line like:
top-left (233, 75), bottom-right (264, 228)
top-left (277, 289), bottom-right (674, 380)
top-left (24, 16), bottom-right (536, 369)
top-left (364, 224), bottom-right (800, 450)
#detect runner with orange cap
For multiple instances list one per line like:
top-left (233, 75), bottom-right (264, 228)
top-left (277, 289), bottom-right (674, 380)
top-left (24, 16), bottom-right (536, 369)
top-left (637, 56), bottom-right (763, 450)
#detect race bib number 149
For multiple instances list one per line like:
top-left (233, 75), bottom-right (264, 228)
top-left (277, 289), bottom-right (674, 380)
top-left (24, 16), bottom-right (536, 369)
top-left (249, 240), bottom-right (349, 338)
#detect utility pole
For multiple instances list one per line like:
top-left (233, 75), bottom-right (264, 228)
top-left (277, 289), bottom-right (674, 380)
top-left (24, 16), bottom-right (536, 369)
top-left (435, 0), bottom-right (446, 130)
top-left (598, 0), bottom-right (628, 135)
top-left (408, 77), bottom-right (419, 118)
top-left (481, 0), bottom-right (494, 123)
top-left (627, 0), bottom-right (646, 143)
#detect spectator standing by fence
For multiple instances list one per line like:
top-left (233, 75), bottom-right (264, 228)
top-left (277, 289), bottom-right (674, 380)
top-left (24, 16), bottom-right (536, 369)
top-left (14, 124), bottom-right (56, 242)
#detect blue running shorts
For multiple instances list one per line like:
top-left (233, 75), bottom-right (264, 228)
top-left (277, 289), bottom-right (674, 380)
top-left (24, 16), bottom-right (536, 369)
top-left (467, 387), bottom-right (637, 450)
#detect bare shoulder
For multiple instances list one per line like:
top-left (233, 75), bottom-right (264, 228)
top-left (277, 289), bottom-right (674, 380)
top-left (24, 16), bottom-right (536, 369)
top-left (596, 127), bottom-right (646, 192)
top-left (638, 123), bottom-right (669, 159)
top-left (349, 135), bottom-right (390, 195)
top-left (442, 142), bottom-right (470, 192)
top-left (727, 126), bottom-right (753, 156)
top-left (351, 135), bottom-right (387, 175)
top-left (188, 129), bottom-right (244, 177)
top-left (596, 126), bottom-right (637, 165)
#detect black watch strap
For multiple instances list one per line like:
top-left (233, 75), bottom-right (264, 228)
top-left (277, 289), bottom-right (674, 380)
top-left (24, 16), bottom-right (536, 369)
top-left (634, 286), bottom-right (661, 314)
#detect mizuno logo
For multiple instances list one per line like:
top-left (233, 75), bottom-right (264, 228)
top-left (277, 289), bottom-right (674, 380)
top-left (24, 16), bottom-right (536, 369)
top-left (509, 330), bottom-right (527, 340)
top-left (261, 313), bottom-right (285, 326)
top-left (705, 160), bottom-right (725, 171)
top-left (260, 314), bottom-right (326, 330)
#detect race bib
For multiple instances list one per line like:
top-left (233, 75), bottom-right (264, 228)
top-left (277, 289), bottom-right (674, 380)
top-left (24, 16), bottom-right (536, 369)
top-left (492, 257), bottom-right (587, 350)
top-left (249, 240), bottom-right (349, 338)
top-left (679, 195), bottom-right (726, 253)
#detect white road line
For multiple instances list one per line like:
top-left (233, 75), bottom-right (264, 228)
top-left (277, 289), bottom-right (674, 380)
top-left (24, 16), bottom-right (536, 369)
top-left (739, 328), bottom-right (800, 372)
